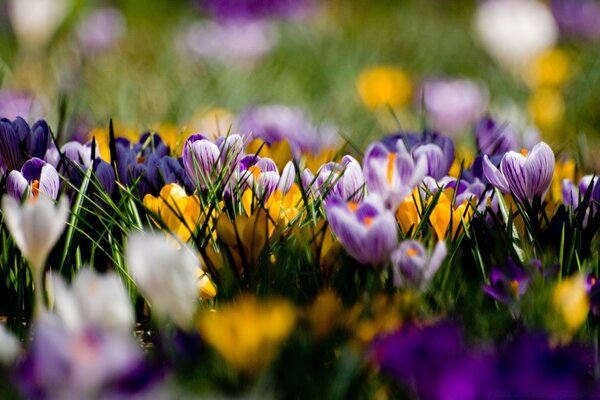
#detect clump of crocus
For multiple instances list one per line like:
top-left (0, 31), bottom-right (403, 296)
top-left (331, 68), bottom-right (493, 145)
top-left (391, 240), bottom-right (447, 290)
top-left (197, 295), bottom-right (296, 374)
top-left (143, 183), bottom-right (202, 243)
top-left (483, 141), bottom-right (555, 207)
top-left (325, 194), bottom-right (398, 265)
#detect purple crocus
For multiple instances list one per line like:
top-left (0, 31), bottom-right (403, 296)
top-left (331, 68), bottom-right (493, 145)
top-left (183, 134), bottom-right (244, 191)
top-left (302, 155), bottom-right (364, 202)
top-left (391, 240), bottom-right (447, 290)
top-left (75, 8), bottom-right (126, 54)
top-left (482, 141), bottom-right (555, 205)
top-left (238, 155), bottom-right (283, 200)
top-left (199, 0), bottom-right (314, 21)
top-left (421, 78), bottom-right (488, 136)
top-left (551, 0), bottom-right (600, 41)
top-left (6, 157), bottom-right (60, 201)
top-left (325, 193), bottom-right (398, 265)
top-left (483, 258), bottom-right (530, 308)
top-left (363, 140), bottom-right (427, 210)
top-left (0, 91), bottom-right (46, 122)
top-left (475, 116), bottom-right (518, 157)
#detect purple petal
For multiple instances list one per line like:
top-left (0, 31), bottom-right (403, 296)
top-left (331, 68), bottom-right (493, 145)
top-left (483, 155), bottom-right (510, 193)
top-left (278, 161), bottom-right (296, 193)
top-left (0, 119), bottom-right (25, 171)
top-left (39, 164), bottom-right (60, 199)
top-left (524, 142), bottom-right (555, 201)
top-left (21, 157), bottom-right (45, 181)
top-left (6, 170), bottom-right (29, 200)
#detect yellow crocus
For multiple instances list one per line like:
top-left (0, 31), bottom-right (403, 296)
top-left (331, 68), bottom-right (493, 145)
top-left (552, 273), bottom-right (589, 338)
top-left (550, 159), bottom-right (576, 205)
top-left (245, 138), bottom-right (294, 172)
top-left (197, 295), bottom-right (296, 373)
top-left (143, 183), bottom-right (201, 243)
top-left (528, 88), bottom-right (565, 131)
top-left (356, 66), bottom-right (412, 111)
top-left (526, 48), bottom-right (570, 89)
top-left (429, 189), bottom-right (473, 240)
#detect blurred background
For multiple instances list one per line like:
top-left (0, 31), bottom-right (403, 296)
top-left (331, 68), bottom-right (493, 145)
top-left (1, 0), bottom-right (600, 155)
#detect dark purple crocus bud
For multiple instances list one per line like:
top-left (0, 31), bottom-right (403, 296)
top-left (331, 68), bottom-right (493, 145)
top-left (25, 120), bottom-right (51, 159)
top-left (475, 117), bottom-right (518, 157)
top-left (483, 258), bottom-right (529, 306)
top-left (0, 117), bottom-right (28, 171)
top-left (93, 158), bottom-right (116, 196)
top-left (6, 157), bottom-right (60, 201)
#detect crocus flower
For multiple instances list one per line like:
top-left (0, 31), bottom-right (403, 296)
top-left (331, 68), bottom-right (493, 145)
top-left (1, 195), bottom-right (69, 312)
top-left (183, 134), bottom-right (244, 191)
top-left (17, 313), bottom-right (155, 400)
top-left (475, 0), bottom-right (558, 72)
top-left (325, 194), bottom-right (398, 265)
top-left (363, 141), bottom-right (427, 211)
top-left (197, 295), bottom-right (296, 373)
top-left (0, 91), bottom-right (46, 122)
top-left (356, 66), bottom-right (412, 111)
top-left (483, 258), bottom-right (530, 307)
top-left (75, 8), bottom-right (126, 54)
top-left (0, 117), bottom-right (29, 171)
top-left (552, 273), bottom-right (589, 336)
top-left (483, 141), bottom-right (555, 205)
top-left (50, 268), bottom-right (134, 335)
top-left (6, 157), bottom-right (59, 201)
top-left (125, 231), bottom-right (199, 328)
top-left (551, 0), bottom-right (600, 41)
top-left (178, 20), bottom-right (277, 64)
top-left (200, 0), bottom-right (313, 20)
top-left (391, 240), bottom-right (447, 290)
top-left (421, 78), bottom-right (488, 135)
top-left (475, 116), bottom-right (518, 157)
top-left (302, 155), bottom-right (364, 202)
top-left (8, 0), bottom-right (71, 49)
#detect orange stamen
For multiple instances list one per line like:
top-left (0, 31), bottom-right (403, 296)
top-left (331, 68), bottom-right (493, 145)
top-left (348, 202), bottom-right (359, 212)
top-left (520, 148), bottom-right (528, 156)
top-left (386, 153), bottom-right (396, 185)
top-left (31, 180), bottom-right (40, 199)
top-left (406, 247), bottom-right (419, 257)
top-left (363, 216), bottom-right (373, 226)
top-left (248, 165), bottom-right (262, 180)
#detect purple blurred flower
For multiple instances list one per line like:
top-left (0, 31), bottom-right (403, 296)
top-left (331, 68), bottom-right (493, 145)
top-left (363, 140), bottom-right (427, 210)
top-left (586, 274), bottom-right (600, 318)
top-left (370, 322), bottom-right (495, 400)
top-left (75, 8), bottom-right (126, 54)
top-left (483, 141), bottom-right (555, 205)
top-left (0, 91), bottom-right (46, 122)
top-left (18, 313), bottom-right (158, 400)
top-left (391, 240), bottom-right (447, 290)
top-left (325, 193), bottom-right (398, 265)
top-left (6, 157), bottom-right (60, 201)
top-left (302, 155), bottom-right (364, 202)
top-left (199, 0), bottom-right (314, 21)
top-left (483, 258), bottom-right (530, 308)
top-left (475, 116), bottom-right (518, 157)
top-left (179, 19), bottom-right (276, 64)
top-left (421, 78), bottom-right (488, 136)
top-left (183, 133), bottom-right (244, 191)
top-left (551, 0), bottom-right (600, 41)
top-left (237, 104), bottom-right (338, 157)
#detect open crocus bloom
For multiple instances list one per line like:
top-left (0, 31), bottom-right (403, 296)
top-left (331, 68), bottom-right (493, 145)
top-left (363, 141), bottom-right (427, 211)
top-left (325, 193), bottom-right (398, 265)
top-left (6, 157), bottom-right (60, 201)
top-left (483, 141), bottom-right (555, 205)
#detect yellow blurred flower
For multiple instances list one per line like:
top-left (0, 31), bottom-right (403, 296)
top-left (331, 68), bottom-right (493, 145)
top-left (528, 88), bottom-right (565, 130)
top-left (143, 183), bottom-right (201, 243)
top-left (397, 193), bottom-right (422, 235)
top-left (356, 66), bottom-right (412, 110)
top-left (526, 48), bottom-right (570, 89)
top-left (304, 147), bottom-right (339, 174)
top-left (246, 138), bottom-right (294, 172)
top-left (429, 189), bottom-right (473, 241)
top-left (552, 273), bottom-right (589, 337)
top-left (197, 271), bottom-right (217, 300)
top-left (449, 147), bottom-right (475, 178)
top-left (306, 290), bottom-right (343, 339)
top-left (549, 159), bottom-right (576, 205)
top-left (197, 295), bottom-right (296, 373)
top-left (151, 122), bottom-right (192, 157)
top-left (186, 107), bottom-right (235, 141)
top-left (88, 124), bottom-right (139, 162)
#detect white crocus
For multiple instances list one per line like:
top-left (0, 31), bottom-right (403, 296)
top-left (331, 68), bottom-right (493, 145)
top-left (475, 0), bottom-right (558, 73)
top-left (0, 324), bottom-right (19, 365)
top-left (8, 0), bottom-right (72, 49)
top-left (50, 268), bottom-right (134, 335)
top-left (126, 231), bottom-right (198, 329)
top-left (1, 195), bottom-right (69, 312)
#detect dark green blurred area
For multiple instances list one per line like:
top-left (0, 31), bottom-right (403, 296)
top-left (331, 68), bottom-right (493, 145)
top-left (1, 0), bottom-right (600, 149)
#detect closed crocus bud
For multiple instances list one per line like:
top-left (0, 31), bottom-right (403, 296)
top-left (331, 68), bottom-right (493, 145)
top-left (0, 117), bottom-right (28, 172)
top-left (412, 143), bottom-right (447, 180)
top-left (7, 157), bottom-right (60, 201)
top-left (8, 0), bottom-right (71, 49)
top-left (183, 134), bottom-right (221, 189)
top-left (126, 231), bottom-right (199, 328)
top-left (25, 120), bottom-right (51, 159)
top-left (338, 155), bottom-right (365, 202)
top-left (278, 161), bottom-right (296, 194)
top-left (483, 141), bottom-right (555, 205)
top-left (325, 194), bottom-right (398, 265)
top-left (391, 240), bottom-right (447, 290)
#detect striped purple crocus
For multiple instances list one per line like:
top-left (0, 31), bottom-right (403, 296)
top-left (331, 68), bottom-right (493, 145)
top-left (183, 134), bottom-right (244, 190)
top-left (6, 157), bottom-right (60, 201)
top-left (325, 193), bottom-right (398, 265)
top-left (363, 141), bottom-right (427, 211)
top-left (238, 155), bottom-right (294, 200)
top-left (482, 141), bottom-right (555, 205)
top-left (302, 155), bottom-right (364, 202)
top-left (391, 240), bottom-right (447, 290)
